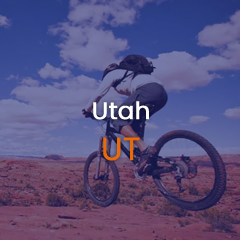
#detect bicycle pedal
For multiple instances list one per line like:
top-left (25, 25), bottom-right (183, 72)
top-left (133, 167), bottom-right (147, 181)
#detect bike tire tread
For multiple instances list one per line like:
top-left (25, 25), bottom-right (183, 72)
top-left (153, 130), bottom-right (226, 211)
top-left (84, 151), bottom-right (120, 207)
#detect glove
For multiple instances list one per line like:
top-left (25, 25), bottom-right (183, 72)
top-left (82, 109), bottom-right (93, 118)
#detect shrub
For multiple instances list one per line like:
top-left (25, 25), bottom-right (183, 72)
top-left (128, 183), bottom-right (138, 189)
top-left (188, 185), bottom-right (199, 196)
top-left (142, 201), bottom-right (148, 211)
top-left (79, 199), bottom-right (92, 210)
top-left (34, 197), bottom-right (43, 205)
top-left (119, 189), bottom-right (136, 198)
top-left (34, 191), bottom-right (40, 197)
top-left (0, 193), bottom-right (12, 206)
top-left (150, 188), bottom-right (160, 197)
top-left (46, 193), bottom-right (67, 207)
top-left (70, 184), bottom-right (88, 199)
top-left (199, 208), bottom-right (234, 232)
top-left (135, 188), bottom-right (151, 202)
top-left (44, 154), bottom-right (64, 160)
top-left (26, 183), bottom-right (35, 190)
top-left (91, 183), bottom-right (111, 200)
top-left (158, 200), bottom-right (187, 218)
top-left (20, 199), bottom-right (31, 207)
top-left (116, 187), bottom-right (159, 204)
top-left (116, 189), bottom-right (136, 205)
top-left (178, 218), bottom-right (191, 227)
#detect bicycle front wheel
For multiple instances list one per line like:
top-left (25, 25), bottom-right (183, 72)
top-left (153, 130), bottom-right (226, 211)
top-left (84, 151), bottom-right (120, 207)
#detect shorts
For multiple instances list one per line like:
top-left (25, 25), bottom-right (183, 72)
top-left (111, 82), bottom-right (168, 133)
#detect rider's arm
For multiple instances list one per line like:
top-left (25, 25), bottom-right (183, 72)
top-left (84, 75), bottom-right (115, 112)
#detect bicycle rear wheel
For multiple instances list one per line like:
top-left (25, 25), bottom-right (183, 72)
top-left (153, 130), bottom-right (226, 211)
top-left (84, 151), bottom-right (120, 207)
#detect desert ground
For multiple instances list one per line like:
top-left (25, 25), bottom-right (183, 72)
top-left (0, 154), bottom-right (240, 240)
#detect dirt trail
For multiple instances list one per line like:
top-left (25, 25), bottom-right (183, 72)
top-left (0, 205), bottom-right (239, 240)
top-left (0, 155), bottom-right (240, 240)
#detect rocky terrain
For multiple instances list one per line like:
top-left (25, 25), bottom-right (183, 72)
top-left (0, 154), bottom-right (240, 240)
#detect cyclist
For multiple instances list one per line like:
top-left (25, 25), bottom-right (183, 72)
top-left (82, 55), bottom-right (168, 176)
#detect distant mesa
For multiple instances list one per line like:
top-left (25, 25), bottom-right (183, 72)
top-left (44, 154), bottom-right (65, 160)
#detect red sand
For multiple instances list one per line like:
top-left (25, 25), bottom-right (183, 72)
top-left (0, 155), bottom-right (240, 240)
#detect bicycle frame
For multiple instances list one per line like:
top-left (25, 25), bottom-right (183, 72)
top-left (93, 109), bottom-right (177, 181)
top-left (86, 113), bottom-right (226, 209)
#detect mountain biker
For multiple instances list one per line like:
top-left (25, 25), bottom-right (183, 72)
top-left (82, 55), bottom-right (168, 176)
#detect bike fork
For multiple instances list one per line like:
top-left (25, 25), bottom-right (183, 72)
top-left (95, 136), bottom-right (103, 180)
top-left (94, 136), bottom-right (111, 180)
top-left (105, 137), bottom-right (112, 174)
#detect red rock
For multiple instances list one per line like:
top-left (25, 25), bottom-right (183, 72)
top-left (44, 155), bottom-right (64, 160)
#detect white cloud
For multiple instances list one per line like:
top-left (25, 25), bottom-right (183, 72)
top-left (224, 107), bottom-right (240, 119)
top-left (0, 99), bottom-right (68, 128)
top-left (12, 76), bottom-right (98, 110)
top-left (0, 136), bottom-right (83, 157)
top-left (21, 77), bottom-right (40, 87)
top-left (198, 10), bottom-right (240, 47)
top-left (149, 11), bottom-right (240, 92)
top-left (189, 115), bottom-right (210, 124)
top-left (2, 3), bottom-right (240, 156)
top-left (38, 63), bottom-right (71, 79)
top-left (45, 6), bottom-right (240, 94)
top-left (150, 52), bottom-right (217, 91)
top-left (0, 75), bottom-right (99, 140)
top-left (68, 2), bottom-right (135, 27)
top-left (0, 14), bottom-right (11, 28)
top-left (1, 73), bottom-right (126, 141)
top-left (197, 54), bottom-right (233, 71)
top-left (49, 24), bottom-right (128, 71)
top-left (54, 74), bottom-right (99, 90)
top-left (68, 0), bottom-right (156, 27)
top-left (0, 99), bottom-right (53, 140)
top-left (197, 10), bottom-right (240, 71)
top-left (6, 74), bottom-right (19, 80)
top-left (48, 0), bottom-right (162, 71)
top-left (0, 138), bottom-right (50, 156)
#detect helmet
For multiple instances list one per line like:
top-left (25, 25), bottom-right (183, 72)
top-left (106, 63), bottom-right (118, 71)
top-left (102, 63), bottom-right (119, 80)
top-left (119, 55), bottom-right (155, 74)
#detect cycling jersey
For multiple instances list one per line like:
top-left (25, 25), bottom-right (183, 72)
top-left (85, 69), bottom-right (162, 112)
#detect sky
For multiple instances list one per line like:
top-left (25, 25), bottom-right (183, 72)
top-left (0, 0), bottom-right (240, 157)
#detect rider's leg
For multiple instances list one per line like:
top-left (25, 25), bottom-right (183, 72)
top-left (120, 124), bottom-right (157, 175)
top-left (120, 125), bottom-right (148, 152)
top-left (112, 83), bottom-right (168, 175)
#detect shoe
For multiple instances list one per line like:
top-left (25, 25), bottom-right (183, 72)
top-left (133, 166), bottom-right (145, 181)
top-left (137, 146), bottom-right (157, 176)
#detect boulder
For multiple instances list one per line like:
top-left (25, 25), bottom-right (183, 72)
top-left (44, 154), bottom-right (64, 160)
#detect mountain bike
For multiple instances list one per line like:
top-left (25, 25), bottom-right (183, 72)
top-left (83, 106), bottom-right (226, 211)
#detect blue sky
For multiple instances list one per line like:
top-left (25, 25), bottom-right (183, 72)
top-left (0, 0), bottom-right (239, 157)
